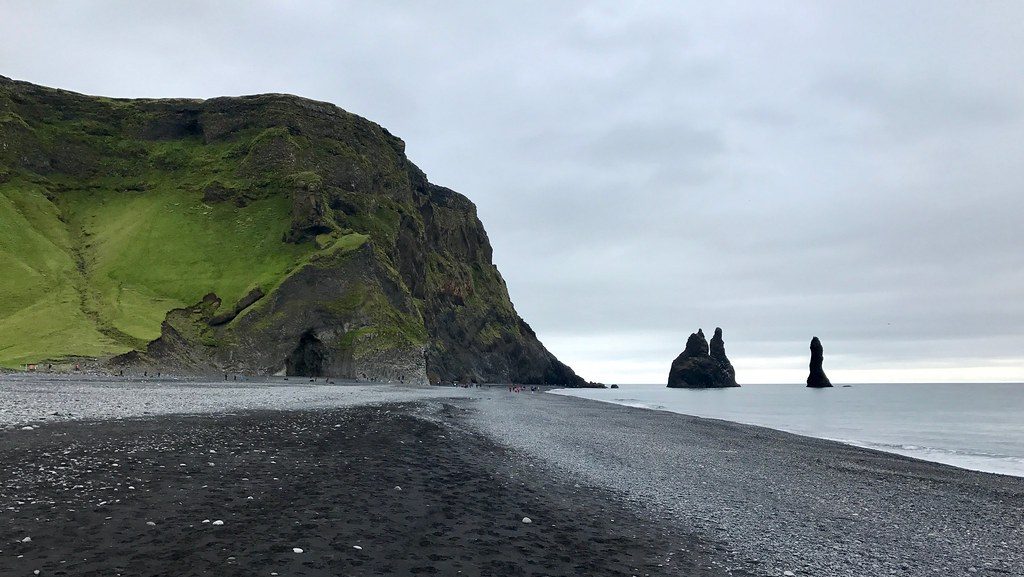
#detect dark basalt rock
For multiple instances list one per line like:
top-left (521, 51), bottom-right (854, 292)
top-left (667, 327), bottom-right (739, 388)
top-left (806, 336), bottom-right (833, 388)
top-left (208, 287), bottom-right (265, 326)
top-left (709, 327), bottom-right (736, 383)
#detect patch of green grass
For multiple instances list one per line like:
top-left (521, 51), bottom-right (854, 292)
top-left (62, 185), bottom-right (312, 343)
top-left (0, 168), bottom-right (315, 366)
top-left (0, 181), bottom-right (122, 365)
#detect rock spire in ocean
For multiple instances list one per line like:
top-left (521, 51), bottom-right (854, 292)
top-left (806, 336), bottom-right (833, 388)
top-left (667, 327), bottom-right (739, 388)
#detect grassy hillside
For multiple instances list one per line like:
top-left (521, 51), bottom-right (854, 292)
top-left (0, 76), bottom-right (586, 385)
top-left (0, 180), bottom-right (116, 365)
top-left (0, 146), bottom-right (314, 367)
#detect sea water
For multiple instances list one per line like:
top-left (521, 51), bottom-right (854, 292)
top-left (551, 383), bottom-right (1024, 477)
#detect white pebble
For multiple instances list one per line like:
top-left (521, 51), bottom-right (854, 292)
top-left (21, 537), bottom-right (31, 543)
top-left (146, 521), bottom-right (156, 526)
top-left (292, 547), bottom-right (304, 554)
top-left (202, 519), bottom-right (210, 524)
top-left (784, 572), bottom-right (795, 576)
top-left (522, 517), bottom-right (532, 524)
top-left (353, 545), bottom-right (362, 550)
top-left (212, 520), bottom-right (224, 526)
top-left (394, 486), bottom-right (402, 491)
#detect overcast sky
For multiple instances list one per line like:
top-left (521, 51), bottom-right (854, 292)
top-left (2, 1), bottom-right (1022, 383)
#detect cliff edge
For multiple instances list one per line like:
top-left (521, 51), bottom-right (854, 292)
top-left (0, 75), bottom-right (586, 385)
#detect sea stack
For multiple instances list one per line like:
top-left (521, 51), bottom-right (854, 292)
top-left (806, 337), bottom-right (833, 388)
top-left (667, 327), bottom-right (739, 388)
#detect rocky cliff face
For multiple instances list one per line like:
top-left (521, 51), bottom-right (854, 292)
top-left (667, 327), bottom-right (739, 388)
top-left (806, 336), bottom-right (832, 388)
top-left (0, 75), bottom-right (586, 385)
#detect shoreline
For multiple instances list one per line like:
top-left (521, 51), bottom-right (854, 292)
top-left (549, 384), bottom-right (1024, 478)
top-left (2, 376), bottom-right (1021, 575)
top-left (466, 389), bottom-right (1024, 576)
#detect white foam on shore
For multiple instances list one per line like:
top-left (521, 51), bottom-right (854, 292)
top-left (836, 438), bottom-right (1024, 477)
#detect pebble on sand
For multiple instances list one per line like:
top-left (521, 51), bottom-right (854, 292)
top-left (292, 547), bottom-right (304, 554)
top-left (21, 537), bottom-right (31, 543)
top-left (522, 517), bottom-right (532, 524)
top-left (212, 520), bottom-right (224, 526)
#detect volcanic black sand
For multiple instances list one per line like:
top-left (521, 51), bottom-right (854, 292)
top-left (0, 402), bottom-right (737, 577)
top-left (3, 380), bottom-right (1022, 577)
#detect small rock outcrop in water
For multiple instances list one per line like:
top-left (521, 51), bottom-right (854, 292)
top-left (806, 337), bottom-right (833, 388)
top-left (667, 328), bottom-right (739, 388)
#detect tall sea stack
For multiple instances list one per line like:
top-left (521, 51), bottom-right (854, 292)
top-left (806, 337), bottom-right (833, 388)
top-left (667, 327), bottom-right (739, 388)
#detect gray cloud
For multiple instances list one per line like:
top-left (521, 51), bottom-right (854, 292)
top-left (2, 0), bottom-right (1022, 382)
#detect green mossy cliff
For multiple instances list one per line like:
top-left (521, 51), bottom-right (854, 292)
top-left (0, 75), bottom-right (586, 386)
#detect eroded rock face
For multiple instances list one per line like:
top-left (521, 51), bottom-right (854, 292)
top-left (806, 337), bottom-right (833, 388)
top-left (667, 327), bottom-right (739, 388)
top-left (0, 75), bottom-right (587, 386)
top-left (709, 327), bottom-right (737, 384)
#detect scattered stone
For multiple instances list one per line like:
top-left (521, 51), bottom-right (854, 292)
top-left (292, 547), bottom-right (304, 554)
top-left (353, 545), bottom-right (362, 550)
top-left (146, 521), bottom-right (156, 526)
top-left (212, 520), bottom-right (224, 526)
top-left (522, 517), bottom-right (532, 524)
top-left (21, 536), bottom-right (31, 543)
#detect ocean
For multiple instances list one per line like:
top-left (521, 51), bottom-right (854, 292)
top-left (551, 382), bottom-right (1024, 477)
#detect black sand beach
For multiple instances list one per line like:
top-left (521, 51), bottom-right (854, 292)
top-left (1, 379), bottom-right (1022, 576)
top-left (0, 401), bottom-right (732, 577)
